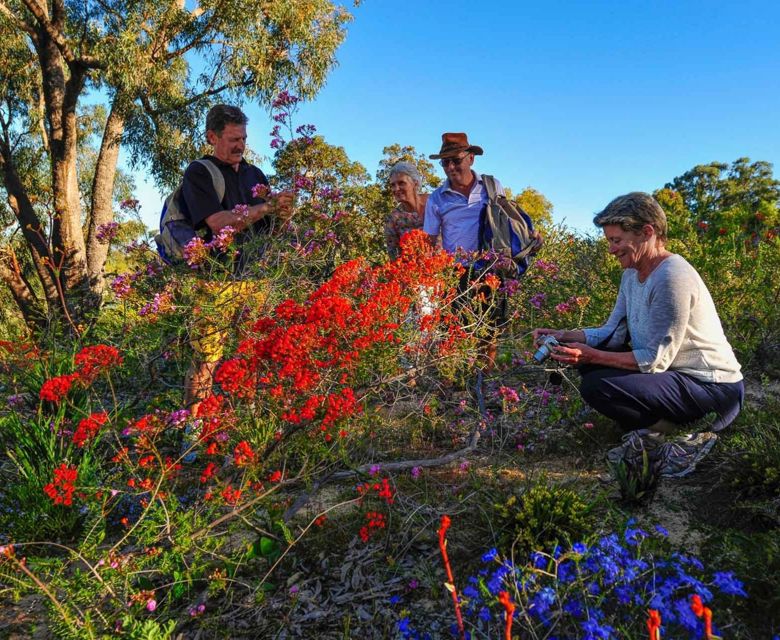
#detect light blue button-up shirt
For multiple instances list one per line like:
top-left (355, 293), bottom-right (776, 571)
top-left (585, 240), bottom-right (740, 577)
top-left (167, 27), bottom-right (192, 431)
top-left (423, 171), bottom-right (504, 255)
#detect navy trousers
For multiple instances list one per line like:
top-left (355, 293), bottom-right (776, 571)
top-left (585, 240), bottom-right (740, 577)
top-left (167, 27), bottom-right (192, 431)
top-left (579, 367), bottom-right (744, 432)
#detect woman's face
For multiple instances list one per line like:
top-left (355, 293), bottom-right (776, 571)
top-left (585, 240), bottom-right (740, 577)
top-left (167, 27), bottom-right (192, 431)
top-left (389, 174), bottom-right (417, 205)
top-left (602, 223), bottom-right (650, 270)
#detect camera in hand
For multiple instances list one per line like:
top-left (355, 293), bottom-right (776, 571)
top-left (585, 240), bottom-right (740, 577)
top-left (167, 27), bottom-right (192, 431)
top-left (533, 335), bottom-right (560, 363)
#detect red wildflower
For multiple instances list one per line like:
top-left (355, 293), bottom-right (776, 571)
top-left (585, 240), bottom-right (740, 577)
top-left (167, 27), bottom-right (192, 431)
top-left (268, 470), bottom-right (283, 483)
top-left (221, 485), bottom-right (242, 505)
top-left (40, 374), bottom-right (77, 403)
top-left (72, 412), bottom-right (109, 447)
top-left (74, 344), bottom-right (122, 382)
top-left (43, 463), bottom-right (78, 506)
top-left (233, 441), bottom-right (256, 466)
top-left (200, 462), bottom-right (217, 483)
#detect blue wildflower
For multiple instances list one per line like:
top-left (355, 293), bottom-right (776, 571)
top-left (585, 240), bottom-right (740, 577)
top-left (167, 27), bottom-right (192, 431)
top-left (581, 617), bottom-right (615, 639)
top-left (654, 524), bottom-right (669, 537)
top-left (530, 586), bottom-right (556, 617)
top-left (572, 541), bottom-right (588, 554)
top-left (713, 571), bottom-right (748, 597)
top-left (389, 595), bottom-right (401, 605)
top-left (481, 547), bottom-right (499, 563)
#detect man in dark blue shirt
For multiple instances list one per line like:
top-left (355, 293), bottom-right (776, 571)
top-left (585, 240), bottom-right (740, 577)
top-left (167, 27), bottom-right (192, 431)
top-left (182, 105), bottom-right (293, 414)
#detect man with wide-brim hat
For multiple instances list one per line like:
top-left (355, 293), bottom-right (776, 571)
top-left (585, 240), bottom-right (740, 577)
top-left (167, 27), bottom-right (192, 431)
top-left (424, 132), bottom-right (506, 368)
top-left (424, 132), bottom-right (494, 257)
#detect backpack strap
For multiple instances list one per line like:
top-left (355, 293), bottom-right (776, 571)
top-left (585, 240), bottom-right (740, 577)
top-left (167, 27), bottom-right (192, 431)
top-left (192, 158), bottom-right (226, 204)
top-left (481, 174), bottom-right (498, 202)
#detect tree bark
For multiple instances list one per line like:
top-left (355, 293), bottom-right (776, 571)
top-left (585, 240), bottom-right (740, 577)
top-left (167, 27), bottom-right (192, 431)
top-left (0, 143), bottom-right (60, 312)
top-left (86, 97), bottom-right (126, 295)
top-left (0, 246), bottom-right (46, 333)
top-left (35, 22), bottom-right (89, 311)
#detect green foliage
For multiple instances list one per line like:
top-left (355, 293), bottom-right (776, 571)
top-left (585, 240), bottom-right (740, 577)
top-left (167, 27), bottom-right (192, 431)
top-left (493, 479), bottom-right (594, 556)
top-left (721, 400), bottom-right (780, 499)
top-left (609, 450), bottom-right (660, 505)
top-left (119, 617), bottom-right (177, 640)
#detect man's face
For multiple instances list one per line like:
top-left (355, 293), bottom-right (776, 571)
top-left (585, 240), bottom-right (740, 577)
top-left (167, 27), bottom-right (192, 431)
top-left (208, 123), bottom-right (247, 166)
top-left (441, 153), bottom-right (474, 190)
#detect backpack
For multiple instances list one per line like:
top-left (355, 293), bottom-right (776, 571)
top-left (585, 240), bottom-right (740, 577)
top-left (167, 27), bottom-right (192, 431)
top-left (154, 159), bottom-right (225, 264)
top-left (477, 174), bottom-right (541, 278)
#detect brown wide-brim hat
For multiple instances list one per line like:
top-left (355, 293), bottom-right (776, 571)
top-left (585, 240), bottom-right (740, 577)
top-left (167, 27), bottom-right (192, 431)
top-left (429, 132), bottom-right (484, 159)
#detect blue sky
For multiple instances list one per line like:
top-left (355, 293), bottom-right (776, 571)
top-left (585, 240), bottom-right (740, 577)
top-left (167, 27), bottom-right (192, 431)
top-left (132, 0), bottom-right (780, 233)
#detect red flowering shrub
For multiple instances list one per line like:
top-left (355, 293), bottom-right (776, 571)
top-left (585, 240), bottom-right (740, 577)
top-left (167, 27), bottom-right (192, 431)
top-left (213, 231), bottom-right (466, 449)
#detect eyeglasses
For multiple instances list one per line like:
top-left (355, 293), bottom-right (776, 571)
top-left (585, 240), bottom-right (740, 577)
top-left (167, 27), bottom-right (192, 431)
top-left (440, 155), bottom-right (468, 167)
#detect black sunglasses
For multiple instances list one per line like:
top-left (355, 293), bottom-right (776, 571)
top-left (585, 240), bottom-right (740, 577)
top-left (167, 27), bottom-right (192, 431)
top-left (440, 155), bottom-right (468, 167)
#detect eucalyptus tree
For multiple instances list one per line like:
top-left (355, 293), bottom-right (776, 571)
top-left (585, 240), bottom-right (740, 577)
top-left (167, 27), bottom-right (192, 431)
top-left (0, 0), bottom-right (353, 332)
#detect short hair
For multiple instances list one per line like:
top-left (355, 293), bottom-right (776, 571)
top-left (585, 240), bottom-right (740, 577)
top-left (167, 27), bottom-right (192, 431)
top-left (388, 161), bottom-right (422, 188)
top-left (206, 105), bottom-right (248, 135)
top-left (593, 192), bottom-right (668, 240)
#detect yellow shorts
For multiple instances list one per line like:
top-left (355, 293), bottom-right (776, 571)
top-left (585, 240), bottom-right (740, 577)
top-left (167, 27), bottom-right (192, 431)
top-left (190, 280), bottom-right (268, 363)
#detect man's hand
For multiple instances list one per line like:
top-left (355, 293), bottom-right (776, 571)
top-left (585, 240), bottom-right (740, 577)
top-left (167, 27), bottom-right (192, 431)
top-left (529, 230), bottom-right (543, 254)
top-left (271, 190), bottom-right (295, 222)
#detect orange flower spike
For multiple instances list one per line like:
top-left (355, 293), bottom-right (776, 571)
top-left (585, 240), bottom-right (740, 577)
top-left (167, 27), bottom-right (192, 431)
top-left (690, 594), bottom-right (705, 617)
top-left (703, 607), bottom-right (713, 640)
top-left (646, 609), bottom-right (662, 640)
top-left (498, 591), bottom-right (516, 640)
top-left (436, 515), bottom-right (465, 640)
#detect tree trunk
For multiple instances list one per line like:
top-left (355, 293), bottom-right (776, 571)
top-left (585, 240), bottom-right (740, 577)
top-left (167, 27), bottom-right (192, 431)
top-left (36, 26), bottom-right (89, 313)
top-left (0, 143), bottom-right (60, 313)
top-left (0, 247), bottom-right (46, 333)
top-left (86, 98), bottom-right (126, 296)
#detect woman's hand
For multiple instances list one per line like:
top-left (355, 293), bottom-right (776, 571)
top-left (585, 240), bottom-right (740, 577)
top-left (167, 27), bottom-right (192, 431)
top-left (532, 327), bottom-right (563, 342)
top-left (550, 342), bottom-right (598, 366)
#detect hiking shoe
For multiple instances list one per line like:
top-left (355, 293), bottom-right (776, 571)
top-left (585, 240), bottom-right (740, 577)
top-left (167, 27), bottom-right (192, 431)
top-left (180, 424), bottom-right (199, 464)
top-left (656, 432), bottom-right (718, 478)
top-left (606, 429), bottom-right (665, 468)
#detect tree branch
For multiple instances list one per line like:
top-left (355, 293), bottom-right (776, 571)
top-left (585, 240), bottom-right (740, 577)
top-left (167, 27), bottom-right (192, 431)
top-left (0, 0), bottom-right (36, 35)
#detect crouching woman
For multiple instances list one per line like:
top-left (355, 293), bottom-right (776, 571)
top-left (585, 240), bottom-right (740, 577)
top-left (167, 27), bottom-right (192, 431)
top-left (533, 192), bottom-right (744, 477)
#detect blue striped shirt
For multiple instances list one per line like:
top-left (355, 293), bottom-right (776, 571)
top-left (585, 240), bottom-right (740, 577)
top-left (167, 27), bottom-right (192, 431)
top-left (423, 171), bottom-right (504, 254)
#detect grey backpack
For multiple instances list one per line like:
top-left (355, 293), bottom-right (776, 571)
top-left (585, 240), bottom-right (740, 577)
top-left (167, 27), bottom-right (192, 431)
top-left (154, 159), bottom-right (225, 264)
top-left (477, 174), bottom-right (540, 277)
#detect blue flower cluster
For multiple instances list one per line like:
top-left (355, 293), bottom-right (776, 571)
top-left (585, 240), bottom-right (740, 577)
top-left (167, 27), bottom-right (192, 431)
top-left (396, 522), bottom-right (747, 640)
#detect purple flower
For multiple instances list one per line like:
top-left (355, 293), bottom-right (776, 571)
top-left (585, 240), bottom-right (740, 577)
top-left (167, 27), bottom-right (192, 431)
top-left (146, 599), bottom-right (157, 612)
top-left (96, 221), bottom-right (120, 243)
top-left (410, 466), bottom-right (422, 479)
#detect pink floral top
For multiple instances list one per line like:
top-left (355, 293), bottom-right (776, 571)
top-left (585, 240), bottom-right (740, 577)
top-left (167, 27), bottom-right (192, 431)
top-left (384, 195), bottom-right (429, 259)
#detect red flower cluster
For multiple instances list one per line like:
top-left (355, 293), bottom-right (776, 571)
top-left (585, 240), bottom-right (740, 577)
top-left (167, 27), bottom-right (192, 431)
top-left (39, 345), bottom-right (122, 403)
top-left (358, 511), bottom-right (386, 542)
top-left (357, 477), bottom-right (395, 505)
top-left (43, 463), bottom-right (79, 506)
top-left (233, 441), bottom-right (256, 466)
top-left (221, 484), bottom-right (242, 505)
top-left (72, 412), bottom-right (109, 447)
top-left (74, 345), bottom-right (122, 383)
top-left (40, 374), bottom-right (78, 403)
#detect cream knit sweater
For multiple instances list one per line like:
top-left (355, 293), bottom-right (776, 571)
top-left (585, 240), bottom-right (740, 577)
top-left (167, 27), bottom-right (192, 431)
top-left (583, 254), bottom-right (742, 383)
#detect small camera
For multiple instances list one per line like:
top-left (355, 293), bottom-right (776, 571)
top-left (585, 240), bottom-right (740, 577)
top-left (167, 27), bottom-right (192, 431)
top-left (533, 335), bottom-right (560, 363)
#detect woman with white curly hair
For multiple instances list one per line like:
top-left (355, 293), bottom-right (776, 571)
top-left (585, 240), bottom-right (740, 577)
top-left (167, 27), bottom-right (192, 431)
top-left (383, 161), bottom-right (429, 259)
